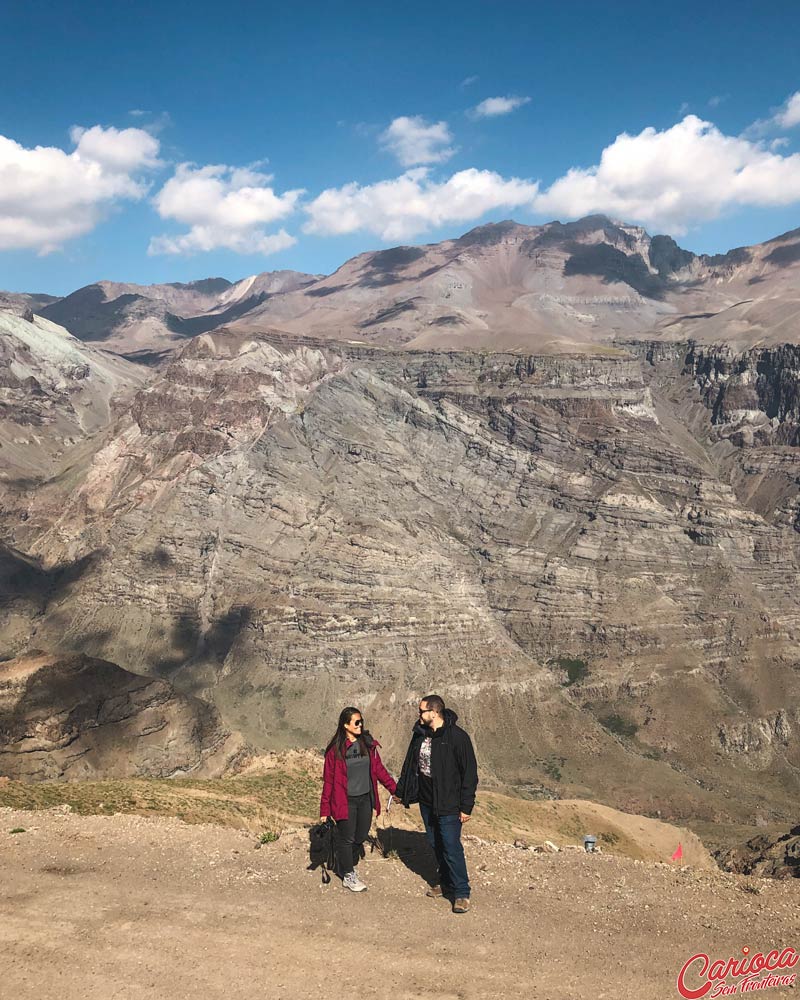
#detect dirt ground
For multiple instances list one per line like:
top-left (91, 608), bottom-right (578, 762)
top-left (1, 806), bottom-right (798, 1000)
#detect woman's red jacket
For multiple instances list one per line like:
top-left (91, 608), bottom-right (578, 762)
top-left (320, 739), bottom-right (397, 821)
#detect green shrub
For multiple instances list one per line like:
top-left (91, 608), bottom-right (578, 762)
top-left (600, 713), bottom-right (639, 738)
top-left (555, 657), bottom-right (590, 687)
top-left (9, 827), bottom-right (25, 834)
top-left (542, 756), bottom-right (565, 782)
top-left (259, 831), bottom-right (279, 844)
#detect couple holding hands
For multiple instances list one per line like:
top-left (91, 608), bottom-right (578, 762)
top-left (319, 694), bottom-right (478, 913)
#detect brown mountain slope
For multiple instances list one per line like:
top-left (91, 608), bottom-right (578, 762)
top-left (231, 216), bottom-right (800, 353)
top-left (37, 270), bottom-right (319, 357)
top-left (12, 215), bottom-right (799, 357)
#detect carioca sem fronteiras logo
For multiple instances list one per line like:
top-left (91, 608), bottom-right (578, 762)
top-left (677, 946), bottom-right (798, 998)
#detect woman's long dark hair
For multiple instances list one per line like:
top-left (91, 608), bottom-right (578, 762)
top-left (325, 706), bottom-right (369, 759)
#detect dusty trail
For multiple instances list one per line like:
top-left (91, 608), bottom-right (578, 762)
top-left (1, 807), bottom-right (798, 1000)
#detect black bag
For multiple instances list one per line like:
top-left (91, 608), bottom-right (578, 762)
top-left (307, 818), bottom-right (336, 884)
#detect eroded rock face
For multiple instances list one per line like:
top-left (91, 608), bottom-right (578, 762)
top-left (4, 328), bottom-right (799, 827)
top-left (719, 710), bottom-right (796, 761)
top-left (717, 825), bottom-right (800, 879)
top-left (0, 309), bottom-right (145, 480)
top-left (0, 652), bottom-right (251, 780)
top-left (0, 310), bottom-right (148, 654)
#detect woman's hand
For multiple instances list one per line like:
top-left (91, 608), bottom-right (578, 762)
top-left (321, 816), bottom-right (329, 823)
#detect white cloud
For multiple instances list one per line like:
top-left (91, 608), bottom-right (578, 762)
top-left (776, 91), bottom-right (800, 129)
top-left (745, 91), bottom-right (800, 137)
top-left (0, 126), bottom-right (160, 254)
top-left (471, 95), bottom-right (531, 118)
top-left (460, 75), bottom-right (479, 88)
top-left (124, 110), bottom-right (172, 135)
top-left (304, 166), bottom-right (539, 241)
top-left (149, 163), bottom-right (303, 255)
top-left (532, 115), bottom-right (800, 235)
top-left (69, 125), bottom-right (161, 173)
top-left (379, 116), bottom-right (455, 167)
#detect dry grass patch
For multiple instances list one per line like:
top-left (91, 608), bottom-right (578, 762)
top-left (0, 753), bottom-right (712, 867)
top-left (0, 762), bottom-right (321, 835)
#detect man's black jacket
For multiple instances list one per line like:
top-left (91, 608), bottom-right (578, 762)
top-left (395, 708), bottom-right (478, 816)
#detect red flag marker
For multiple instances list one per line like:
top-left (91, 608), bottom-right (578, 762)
top-left (671, 843), bottom-right (683, 862)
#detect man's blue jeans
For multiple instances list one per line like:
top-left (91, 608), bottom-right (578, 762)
top-left (419, 803), bottom-right (470, 899)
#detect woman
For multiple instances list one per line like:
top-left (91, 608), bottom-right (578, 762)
top-left (320, 707), bottom-right (397, 892)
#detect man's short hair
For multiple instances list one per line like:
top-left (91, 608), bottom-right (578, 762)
top-left (421, 694), bottom-right (445, 717)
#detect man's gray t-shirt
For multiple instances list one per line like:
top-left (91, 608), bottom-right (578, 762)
top-left (345, 740), bottom-right (371, 797)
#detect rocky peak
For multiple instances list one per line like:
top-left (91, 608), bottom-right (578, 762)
top-left (35, 270), bottom-right (320, 355)
top-left (648, 235), bottom-right (697, 277)
top-left (455, 219), bottom-right (534, 247)
top-left (166, 277), bottom-right (233, 295)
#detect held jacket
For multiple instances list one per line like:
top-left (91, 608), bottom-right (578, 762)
top-left (395, 708), bottom-right (478, 816)
top-left (319, 732), bottom-right (397, 822)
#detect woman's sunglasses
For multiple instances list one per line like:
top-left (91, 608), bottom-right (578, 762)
top-left (352, 719), bottom-right (364, 727)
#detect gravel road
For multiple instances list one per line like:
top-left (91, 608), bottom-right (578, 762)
top-left (1, 807), bottom-right (798, 1000)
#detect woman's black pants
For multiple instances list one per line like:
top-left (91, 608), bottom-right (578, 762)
top-left (335, 793), bottom-right (372, 875)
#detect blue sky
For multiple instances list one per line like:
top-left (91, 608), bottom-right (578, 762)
top-left (2, 0), bottom-right (800, 294)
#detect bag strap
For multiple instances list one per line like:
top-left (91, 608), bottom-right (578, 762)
top-left (324, 818), bottom-right (336, 884)
top-left (369, 793), bottom-right (393, 858)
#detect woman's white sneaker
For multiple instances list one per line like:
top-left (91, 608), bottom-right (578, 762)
top-left (342, 871), bottom-right (368, 892)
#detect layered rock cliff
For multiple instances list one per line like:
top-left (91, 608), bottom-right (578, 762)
top-left (3, 328), bottom-right (799, 829)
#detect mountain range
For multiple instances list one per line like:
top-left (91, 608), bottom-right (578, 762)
top-left (16, 214), bottom-right (800, 358)
top-left (35, 270), bottom-right (319, 361)
top-left (1, 215), bottom-right (799, 845)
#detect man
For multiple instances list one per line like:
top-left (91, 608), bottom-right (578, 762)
top-left (395, 694), bottom-right (478, 914)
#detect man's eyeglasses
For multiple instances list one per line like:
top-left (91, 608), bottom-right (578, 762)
top-left (418, 708), bottom-right (430, 716)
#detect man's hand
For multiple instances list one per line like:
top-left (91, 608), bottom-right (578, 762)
top-left (459, 812), bottom-right (471, 824)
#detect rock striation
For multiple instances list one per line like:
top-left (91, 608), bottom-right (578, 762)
top-left (2, 327), bottom-right (799, 828)
top-left (0, 308), bottom-right (146, 480)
